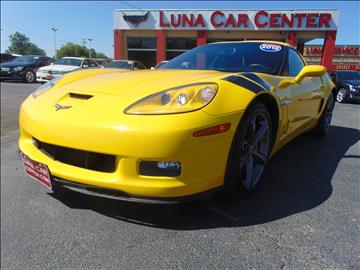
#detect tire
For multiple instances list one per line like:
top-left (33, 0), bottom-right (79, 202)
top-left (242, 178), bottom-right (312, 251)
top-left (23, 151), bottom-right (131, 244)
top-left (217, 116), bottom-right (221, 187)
top-left (224, 102), bottom-right (273, 195)
top-left (313, 92), bottom-right (335, 137)
top-left (23, 70), bottom-right (36, 83)
top-left (336, 88), bottom-right (347, 103)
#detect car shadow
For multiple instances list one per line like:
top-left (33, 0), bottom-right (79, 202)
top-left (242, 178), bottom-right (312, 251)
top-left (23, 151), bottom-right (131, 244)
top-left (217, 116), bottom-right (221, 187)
top-left (50, 125), bottom-right (359, 230)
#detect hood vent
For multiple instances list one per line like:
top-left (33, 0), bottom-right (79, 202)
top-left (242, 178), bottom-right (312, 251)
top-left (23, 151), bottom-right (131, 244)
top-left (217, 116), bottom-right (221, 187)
top-left (69, 93), bottom-right (93, 100)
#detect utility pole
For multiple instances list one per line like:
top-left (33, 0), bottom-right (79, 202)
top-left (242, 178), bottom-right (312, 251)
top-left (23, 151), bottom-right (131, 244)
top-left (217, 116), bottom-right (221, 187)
top-left (50, 27), bottom-right (58, 57)
top-left (81, 38), bottom-right (87, 48)
top-left (87, 38), bottom-right (93, 58)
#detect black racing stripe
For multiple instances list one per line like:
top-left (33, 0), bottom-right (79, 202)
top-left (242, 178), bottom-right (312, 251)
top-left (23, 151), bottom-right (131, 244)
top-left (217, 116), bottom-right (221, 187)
top-left (240, 73), bottom-right (272, 91)
top-left (222, 75), bottom-right (265, 93)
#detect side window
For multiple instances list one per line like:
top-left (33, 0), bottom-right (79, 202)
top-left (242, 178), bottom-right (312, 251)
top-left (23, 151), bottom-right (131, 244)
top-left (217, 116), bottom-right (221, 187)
top-left (89, 60), bottom-right (97, 67)
top-left (288, 49), bottom-right (305, 77)
top-left (139, 63), bottom-right (146, 69)
top-left (82, 60), bottom-right (90, 67)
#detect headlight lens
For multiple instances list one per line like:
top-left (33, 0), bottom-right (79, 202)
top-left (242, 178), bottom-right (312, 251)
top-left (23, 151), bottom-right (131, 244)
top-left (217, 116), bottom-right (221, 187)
top-left (125, 83), bottom-right (218, 115)
top-left (348, 84), bottom-right (356, 92)
top-left (32, 76), bottom-right (63, 98)
top-left (13, 66), bottom-right (24, 72)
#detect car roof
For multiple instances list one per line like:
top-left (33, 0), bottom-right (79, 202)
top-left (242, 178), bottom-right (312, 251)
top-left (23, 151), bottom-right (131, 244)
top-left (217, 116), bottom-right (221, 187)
top-left (112, 60), bottom-right (134, 62)
top-left (62, 57), bottom-right (86, 60)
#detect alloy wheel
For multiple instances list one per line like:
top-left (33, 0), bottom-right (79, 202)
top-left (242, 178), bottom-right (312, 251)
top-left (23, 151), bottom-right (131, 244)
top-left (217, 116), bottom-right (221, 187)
top-left (25, 71), bottom-right (35, 83)
top-left (336, 89), bottom-right (346, 103)
top-left (324, 94), bottom-right (335, 133)
top-left (239, 112), bottom-right (270, 189)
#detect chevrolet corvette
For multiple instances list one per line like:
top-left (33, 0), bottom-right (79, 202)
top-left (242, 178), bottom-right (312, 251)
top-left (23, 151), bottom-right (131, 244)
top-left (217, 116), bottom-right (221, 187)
top-left (19, 41), bottom-right (336, 203)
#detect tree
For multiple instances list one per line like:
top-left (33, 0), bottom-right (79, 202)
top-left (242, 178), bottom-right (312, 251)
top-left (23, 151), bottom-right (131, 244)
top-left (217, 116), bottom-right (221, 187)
top-left (55, 43), bottom-right (88, 59)
top-left (94, 52), bottom-right (109, 59)
top-left (5, 31), bottom-right (45, 55)
top-left (55, 43), bottom-right (109, 59)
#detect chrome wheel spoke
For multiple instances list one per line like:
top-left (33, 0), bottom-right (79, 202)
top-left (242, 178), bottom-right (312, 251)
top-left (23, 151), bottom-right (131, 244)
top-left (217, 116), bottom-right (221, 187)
top-left (253, 151), bottom-right (267, 165)
top-left (243, 157), bottom-right (254, 188)
top-left (247, 116), bottom-right (257, 144)
top-left (254, 120), bottom-right (269, 145)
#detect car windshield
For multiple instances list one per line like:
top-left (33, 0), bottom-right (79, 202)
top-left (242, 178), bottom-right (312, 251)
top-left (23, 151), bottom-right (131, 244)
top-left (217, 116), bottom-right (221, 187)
top-left (160, 42), bottom-right (285, 74)
top-left (337, 71), bottom-right (360, 81)
top-left (11, 56), bottom-right (39, 64)
top-left (53, 58), bottom-right (82, 66)
top-left (105, 61), bottom-right (133, 69)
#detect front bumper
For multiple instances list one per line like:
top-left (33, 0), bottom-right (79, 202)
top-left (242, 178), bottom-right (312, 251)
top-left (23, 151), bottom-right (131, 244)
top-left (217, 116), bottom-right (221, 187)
top-left (0, 70), bottom-right (23, 80)
top-left (19, 98), bottom-right (243, 199)
top-left (52, 177), bottom-right (218, 204)
top-left (349, 91), bottom-right (360, 101)
top-left (36, 73), bottom-right (61, 82)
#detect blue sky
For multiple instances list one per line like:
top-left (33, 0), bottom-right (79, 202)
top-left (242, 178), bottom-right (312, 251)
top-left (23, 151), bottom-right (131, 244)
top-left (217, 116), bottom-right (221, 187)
top-left (1, 1), bottom-right (359, 57)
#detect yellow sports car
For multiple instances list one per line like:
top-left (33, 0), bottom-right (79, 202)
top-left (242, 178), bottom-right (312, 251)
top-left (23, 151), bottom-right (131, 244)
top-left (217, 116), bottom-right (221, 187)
top-left (19, 41), bottom-right (336, 203)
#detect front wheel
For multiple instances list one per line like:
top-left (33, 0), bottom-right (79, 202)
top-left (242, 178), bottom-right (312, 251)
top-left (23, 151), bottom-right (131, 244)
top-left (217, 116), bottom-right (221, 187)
top-left (225, 102), bottom-right (273, 194)
top-left (313, 92), bottom-right (335, 137)
top-left (336, 88), bottom-right (347, 103)
top-left (23, 70), bottom-right (36, 83)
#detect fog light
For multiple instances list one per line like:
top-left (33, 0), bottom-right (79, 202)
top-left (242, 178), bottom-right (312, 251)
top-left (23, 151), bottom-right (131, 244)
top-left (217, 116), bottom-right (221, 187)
top-left (140, 161), bottom-right (182, 176)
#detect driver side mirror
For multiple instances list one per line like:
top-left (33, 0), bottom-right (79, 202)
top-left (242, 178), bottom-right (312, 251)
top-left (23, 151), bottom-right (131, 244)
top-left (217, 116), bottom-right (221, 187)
top-left (82, 64), bottom-right (88, 68)
top-left (278, 65), bottom-right (326, 88)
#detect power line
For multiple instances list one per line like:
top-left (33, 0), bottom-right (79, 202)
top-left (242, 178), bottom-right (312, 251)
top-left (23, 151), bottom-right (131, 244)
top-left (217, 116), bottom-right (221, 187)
top-left (1, 20), bottom-right (67, 43)
top-left (121, 1), bottom-right (144, 13)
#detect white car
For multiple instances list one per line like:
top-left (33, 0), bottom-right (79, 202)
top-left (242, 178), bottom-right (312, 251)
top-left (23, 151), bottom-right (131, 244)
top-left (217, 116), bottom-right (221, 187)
top-left (36, 57), bottom-right (99, 82)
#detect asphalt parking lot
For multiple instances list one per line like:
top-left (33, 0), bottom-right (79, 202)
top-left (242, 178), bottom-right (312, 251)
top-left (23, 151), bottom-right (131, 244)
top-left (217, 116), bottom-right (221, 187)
top-left (1, 81), bottom-right (359, 269)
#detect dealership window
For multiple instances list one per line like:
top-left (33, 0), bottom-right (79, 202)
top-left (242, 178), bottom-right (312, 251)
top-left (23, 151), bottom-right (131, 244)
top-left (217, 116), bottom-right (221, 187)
top-left (127, 37), bottom-right (156, 68)
top-left (207, 38), bottom-right (244, 44)
top-left (166, 38), bottom-right (197, 60)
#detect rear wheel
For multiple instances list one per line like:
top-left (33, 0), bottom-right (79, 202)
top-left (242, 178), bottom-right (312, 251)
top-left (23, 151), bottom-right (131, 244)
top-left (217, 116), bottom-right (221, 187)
top-left (336, 88), bottom-right (347, 103)
top-left (314, 92), bottom-right (335, 137)
top-left (225, 102), bottom-right (273, 194)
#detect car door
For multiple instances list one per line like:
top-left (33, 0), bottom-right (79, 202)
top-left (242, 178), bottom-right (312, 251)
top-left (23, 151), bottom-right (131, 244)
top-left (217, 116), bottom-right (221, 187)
top-left (89, 60), bottom-right (98, 69)
top-left (286, 48), bottom-right (323, 135)
top-left (82, 59), bottom-right (91, 69)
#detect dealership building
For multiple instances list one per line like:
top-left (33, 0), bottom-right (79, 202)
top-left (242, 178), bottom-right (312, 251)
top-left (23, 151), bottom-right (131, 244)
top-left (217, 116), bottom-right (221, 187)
top-left (113, 9), bottom-right (358, 70)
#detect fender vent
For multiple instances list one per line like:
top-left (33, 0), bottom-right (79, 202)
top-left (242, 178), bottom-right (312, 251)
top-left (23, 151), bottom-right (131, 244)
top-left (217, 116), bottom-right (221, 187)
top-left (69, 93), bottom-right (93, 100)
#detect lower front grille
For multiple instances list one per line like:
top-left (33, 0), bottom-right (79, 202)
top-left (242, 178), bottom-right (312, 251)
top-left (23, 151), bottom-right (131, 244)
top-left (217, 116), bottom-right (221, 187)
top-left (33, 138), bottom-right (116, 172)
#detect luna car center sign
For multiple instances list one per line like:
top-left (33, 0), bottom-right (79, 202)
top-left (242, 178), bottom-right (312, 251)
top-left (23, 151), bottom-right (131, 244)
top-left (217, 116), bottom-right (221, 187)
top-left (114, 9), bottom-right (340, 30)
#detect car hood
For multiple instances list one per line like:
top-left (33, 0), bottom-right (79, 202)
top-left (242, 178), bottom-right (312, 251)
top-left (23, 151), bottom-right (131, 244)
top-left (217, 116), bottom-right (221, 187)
top-left (39, 65), bottom-right (80, 72)
top-left (343, 79), bottom-right (360, 86)
top-left (57, 69), bottom-right (231, 97)
top-left (1, 62), bottom-right (33, 68)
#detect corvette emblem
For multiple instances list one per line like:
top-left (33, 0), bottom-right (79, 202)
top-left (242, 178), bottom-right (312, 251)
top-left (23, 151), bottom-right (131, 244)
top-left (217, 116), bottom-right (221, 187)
top-left (55, 104), bottom-right (72, 111)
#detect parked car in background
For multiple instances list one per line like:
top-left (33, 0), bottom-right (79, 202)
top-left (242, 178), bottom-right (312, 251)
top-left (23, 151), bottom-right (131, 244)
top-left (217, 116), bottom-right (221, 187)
top-left (105, 60), bottom-right (146, 70)
top-left (36, 57), bottom-right (100, 82)
top-left (0, 55), bottom-right (53, 83)
top-left (1, 53), bottom-right (21, 63)
top-left (93, 58), bottom-right (111, 67)
top-left (154, 61), bottom-right (169, 69)
top-left (329, 70), bottom-right (360, 103)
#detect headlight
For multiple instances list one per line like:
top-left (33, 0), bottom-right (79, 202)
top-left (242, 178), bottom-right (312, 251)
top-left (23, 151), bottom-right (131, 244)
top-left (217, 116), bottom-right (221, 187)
top-left (12, 66), bottom-right (24, 72)
top-left (32, 76), bottom-right (63, 98)
top-left (125, 83), bottom-right (218, 115)
top-left (348, 84), bottom-right (356, 92)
